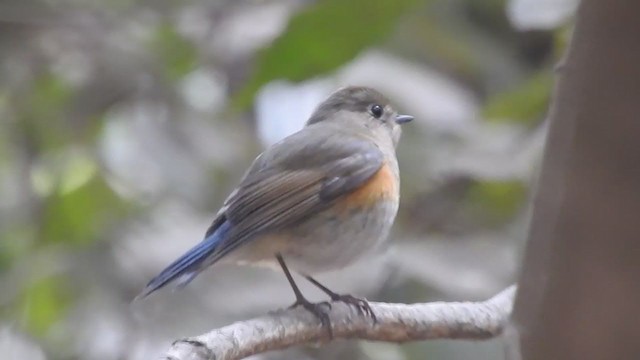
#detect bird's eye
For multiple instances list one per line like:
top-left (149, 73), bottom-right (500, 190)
top-left (370, 104), bottom-right (383, 119)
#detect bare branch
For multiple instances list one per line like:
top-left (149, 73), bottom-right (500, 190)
top-left (162, 285), bottom-right (516, 360)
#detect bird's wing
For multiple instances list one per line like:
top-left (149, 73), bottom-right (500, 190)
top-left (137, 127), bottom-right (384, 298)
top-left (205, 128), bottom-right (384, 261)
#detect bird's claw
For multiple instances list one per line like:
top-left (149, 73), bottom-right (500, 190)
top-left (290, 299), bottom-right (334, 338)
top-left (330, 294), bottom-right (377, 323)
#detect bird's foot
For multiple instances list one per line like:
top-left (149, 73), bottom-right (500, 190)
top-left (289, 298), bottom-right (333, 338)
top-left (330, 294), bottom-right (377, 323)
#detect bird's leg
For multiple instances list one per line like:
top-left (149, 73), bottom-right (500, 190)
top-left (305, 275), bottom-right (377, 322)
top-left (275, 254), bottom-right (333, 338)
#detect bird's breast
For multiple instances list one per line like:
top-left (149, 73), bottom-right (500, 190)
top-left (280, 162), bottom-right (400, 274)
top-left (334, 161), bottom-right (399, 213)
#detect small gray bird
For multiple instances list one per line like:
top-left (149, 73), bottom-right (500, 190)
top-left (139, 86), bottom-right (413, 333)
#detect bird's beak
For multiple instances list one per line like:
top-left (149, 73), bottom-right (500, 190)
top-left (395, 114), bottom-right (414, 124)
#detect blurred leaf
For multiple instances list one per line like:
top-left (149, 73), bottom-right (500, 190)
top-left (19, 275), bottom-right (71, 337)
top-left (41, 155), bottom-right (131, 246)
top-left (235, 0), bottom-right (420, 108)
top-left (19, 73), bottom-right (73, 151)
top-left (151, 23), bottom-right (198, 81)
top-left (29, 73), bottom-right (72, 120)
top-left (0, 229), bottom-right (34, 272)
top-left (30, 160), bottom-right (56, 197)
top-left (411, 18), bottom-right (478, 76)
top-left (58, 151), bottom-right (97, 195)
top-left (553, 25), bottom-right (573, 58)
top-left (466, 180), bottom-right (527, 225)
top-left (483, 71), bottom-right (552, 124)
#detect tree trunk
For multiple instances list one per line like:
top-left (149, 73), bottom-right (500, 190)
top-left (509, 0), bottom-right (640, 358)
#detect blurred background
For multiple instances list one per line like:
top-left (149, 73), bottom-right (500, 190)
top-left (0, 0), bottom-right (577, 359)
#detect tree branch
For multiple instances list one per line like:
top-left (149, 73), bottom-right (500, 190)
top-left (162, 285), bottom-right (516, 360)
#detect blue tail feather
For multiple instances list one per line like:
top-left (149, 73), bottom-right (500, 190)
top-left (136, 221), bottom-right (231, 299)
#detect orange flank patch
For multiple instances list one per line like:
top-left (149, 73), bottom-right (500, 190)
top-left (337, 163), bottom-right (399, 210)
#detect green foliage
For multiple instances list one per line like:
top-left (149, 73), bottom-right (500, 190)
top-left (19, 73), bottom-right (73, 151)
top-left (466, 180), bottom-right (527, 225)
top-left (483, 71), bottom-right (552, 125)
top-left (411, 18), bottom-right (478, 75)
top-left (18, 275), bottom-right (72, 338)
top-left (553, 25), bottom-right (573, 59)
top-left (235, 0), bottom-right (421, 108)
top-left (0, 229), bottom-right (34, 272)
top-left (29, 73), bottom-right (73, 120)
top-left (1, 67), bottom-right (133, 346)
top-left (151, 23), bottom-right (198, 81)
top-left (40, 151), bottom-right (131, 245)
top-left (0, 91), bottom-right (9, 165)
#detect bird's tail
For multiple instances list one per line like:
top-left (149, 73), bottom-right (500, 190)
top-left (135, 221), bottom-right (231, 300)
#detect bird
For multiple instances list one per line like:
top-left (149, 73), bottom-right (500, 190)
top-left (137, 86), bottom-right (413, 334)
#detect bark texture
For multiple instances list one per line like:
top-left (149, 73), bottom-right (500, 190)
top-left (510, 0), bottom-right (640, 358)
